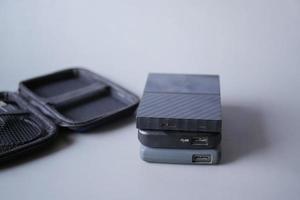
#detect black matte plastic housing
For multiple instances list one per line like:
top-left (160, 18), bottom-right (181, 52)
top-left (136, 73), bottom-right (222, 132)
top-left (19, 68), bottom-right (140, 131)
top-left (138, 129), bottom-right (221, 149)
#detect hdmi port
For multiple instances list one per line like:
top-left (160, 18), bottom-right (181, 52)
top-left (191, 137), bottom-right (208, 146)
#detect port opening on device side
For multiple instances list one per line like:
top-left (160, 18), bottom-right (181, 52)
top-left (192, 154), bottom-right (212, 163)
top-left (191, 137), bottom-right (209, 146)
top-left (161, 123), bottom-right (176, 128)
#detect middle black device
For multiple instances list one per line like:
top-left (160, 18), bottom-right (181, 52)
top-left (138, 129), bottom-right (221, 149)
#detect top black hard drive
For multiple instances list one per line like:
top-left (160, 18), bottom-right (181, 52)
top-left (136, 73), bottom-right (222, 132)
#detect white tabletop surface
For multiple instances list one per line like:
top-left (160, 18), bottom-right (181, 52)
top-left (0, 1), bottom-right (300, 200)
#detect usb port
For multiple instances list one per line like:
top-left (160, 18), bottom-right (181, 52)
top-left (192, 154), bottom-right (212, 163)
top-left (191, 137), bottom-right (208, 146)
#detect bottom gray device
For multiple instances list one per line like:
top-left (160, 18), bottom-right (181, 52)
top-left (140, 144), bottom-right (221, 165)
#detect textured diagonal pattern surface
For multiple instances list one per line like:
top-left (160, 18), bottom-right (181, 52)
top-left (137, 93), bottom-right (221, 120)
top-left (145, 73), bottom-right (220, 94)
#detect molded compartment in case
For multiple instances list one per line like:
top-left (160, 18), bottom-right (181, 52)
top-left (19, 68), bottom-right (139, 130)
top-left (23, 69), bottom-right (95, 98)
top-left (55, 90), bottom-right (128, 122)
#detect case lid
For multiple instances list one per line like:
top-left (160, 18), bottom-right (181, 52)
top-left (19, 68), bottom-right (140, 131)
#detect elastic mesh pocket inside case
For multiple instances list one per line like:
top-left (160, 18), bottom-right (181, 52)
top-left (0, 114), bottom-right (43, 154)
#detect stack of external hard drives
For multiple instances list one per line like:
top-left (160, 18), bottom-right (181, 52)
top-left (136, 73), bottom-right (222, 164)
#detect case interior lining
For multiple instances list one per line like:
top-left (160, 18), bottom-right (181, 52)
top-left (25, 70), bottom-right (94, 98)
top-left (55, 91), bottom-right (127, 121)
top-left (21, 69), bottom-right (138, 125)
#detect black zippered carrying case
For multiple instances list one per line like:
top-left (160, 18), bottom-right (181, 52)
top-left (0, 68), bottom-right (139, 162)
